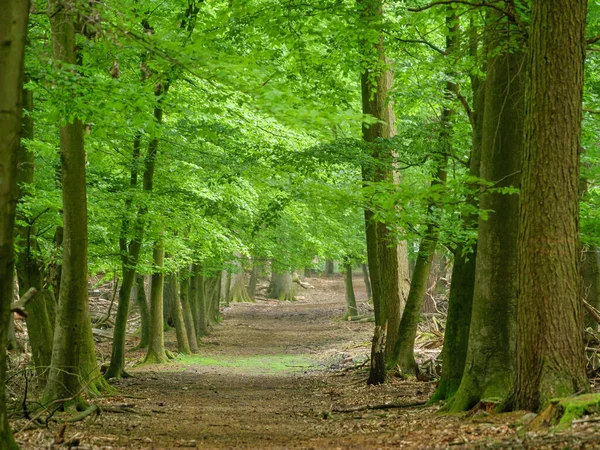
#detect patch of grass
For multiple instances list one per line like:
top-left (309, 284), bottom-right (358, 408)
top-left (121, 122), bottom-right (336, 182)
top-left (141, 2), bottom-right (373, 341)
top-left (178, 354), bottom-right (316, 374)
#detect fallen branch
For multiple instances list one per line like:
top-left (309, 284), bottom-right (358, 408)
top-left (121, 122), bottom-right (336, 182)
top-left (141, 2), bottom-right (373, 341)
top-left (64, 404), bottom-right (100, 423)
top-left (332, 400), bottom-right (428, 413)
top-left (11, 288), bottom-right (37, 318)
top-left (584, 300), bottom-right (600, 324)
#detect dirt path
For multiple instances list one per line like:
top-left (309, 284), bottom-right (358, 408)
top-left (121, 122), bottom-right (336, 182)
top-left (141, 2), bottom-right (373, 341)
top-left (15, 277), bottom-right (600, 449)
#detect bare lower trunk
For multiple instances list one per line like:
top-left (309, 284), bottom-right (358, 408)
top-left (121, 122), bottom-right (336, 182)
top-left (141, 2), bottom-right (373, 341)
top-left (145, 239), bottom-right (167, 364)
top-left (267, 271), bottom-right (296, 301)
top-left (180, 272), bottom-right (198, 352)
top-left (343, 260), bottom-right (358, 318)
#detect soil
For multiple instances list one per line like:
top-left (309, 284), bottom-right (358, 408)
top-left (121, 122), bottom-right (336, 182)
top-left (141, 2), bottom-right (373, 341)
top-left (12, 276), bottom-right (600, 449)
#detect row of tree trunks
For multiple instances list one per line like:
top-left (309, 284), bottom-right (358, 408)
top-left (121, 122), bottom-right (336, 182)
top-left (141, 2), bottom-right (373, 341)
top-left (0, 0), bottom-right (29, 446)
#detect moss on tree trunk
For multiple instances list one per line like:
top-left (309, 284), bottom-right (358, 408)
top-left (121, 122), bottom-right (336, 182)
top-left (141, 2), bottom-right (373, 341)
top-left (268, 271), bottom-right (296, 301)
top-left (449, 12), bottom-right (525, 412)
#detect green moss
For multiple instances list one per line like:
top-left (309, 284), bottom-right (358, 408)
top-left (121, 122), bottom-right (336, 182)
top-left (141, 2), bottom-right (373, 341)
top-left (178, 354), bottom-right (314, 374)
top-left (556, 394), bottom-right (600, 429)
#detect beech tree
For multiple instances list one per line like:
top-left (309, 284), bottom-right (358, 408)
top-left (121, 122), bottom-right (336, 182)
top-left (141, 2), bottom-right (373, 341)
top-left (506, 0), bottom-right (588, 411)
top-left (0, 0), bottom-right (29, 446)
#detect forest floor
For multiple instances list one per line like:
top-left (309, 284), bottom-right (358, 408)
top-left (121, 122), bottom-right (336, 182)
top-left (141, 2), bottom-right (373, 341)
top-left (13, 276), bottom-right (600, 449)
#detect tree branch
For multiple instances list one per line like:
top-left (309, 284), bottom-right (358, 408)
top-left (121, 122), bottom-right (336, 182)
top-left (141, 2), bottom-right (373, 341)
top-left (11, 287), bottom-right (37, 318)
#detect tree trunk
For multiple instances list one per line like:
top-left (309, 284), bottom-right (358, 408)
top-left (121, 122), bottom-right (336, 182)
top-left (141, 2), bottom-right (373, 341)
top-left (582, 247), bottom-right (600, 329)
top-left (144, 239), bottom-right (168, 364)
top-left (203, 272), bottom-right (221, 328)
top-left (361, 263), bottom-right (372, 301)
top-left (191, 264), bottom-right (208, 336)
top-left (0, 0), bottom-right (28, 440)
top-left (267, 271), bottom-right (296, 301)
top-left (391, 161), bottom-right (447, 375)
top-left (163, 273), bottom-right (175, 329)
top-left (43, 0), bottom-right (108, 405)
top-left (14, 82), bottom-right (54, 377)
top-left (222, 269), bottom-right (231, 306)
top-left (358, 0), bottom-right (406, 384)
top-left (432, 18), bottom-right (484, 403)
top-left (171, 274), bottom-right (191, 355)
top-left (506, 0), bottom-right (588, 411)
top-left (180, 272), bottom-right (199, 352)
top-left (324, 259), bottom-right (335, 276)
top-left (248, 261), bottom-right (259, 300)
top-left (450, 12), bottom-right (525, 411)
top-left (135, 273), bottom-right (150, 348)
top-left (343, 259), bottom-right (358, 318)
top-left (229, 255), bottom-right (252, 302)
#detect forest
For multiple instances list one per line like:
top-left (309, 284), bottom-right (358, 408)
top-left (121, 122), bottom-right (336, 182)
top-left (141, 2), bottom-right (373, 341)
top-left (1, 0), bottom-right (600, 448)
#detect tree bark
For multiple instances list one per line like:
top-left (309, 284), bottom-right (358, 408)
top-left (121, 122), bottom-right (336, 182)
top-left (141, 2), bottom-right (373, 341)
top-left (581, 247), bottom-right (600, 330)
top-left (361, 263), bottom-right (372, 301)
top-left (506, 0), bottom-right (588, 411)
top-left (432, 16), bottom-right (484, 403)
top-left (145, 237), bottom-right (168, 364)
top-left (343, 258), bottom-right (358, 318)
top-left (450, 11), bottom-right (525, 411)
top-left (267, 271), bottom-right (296, 301)
top-left (135, 273), bottom-right (150, 348)
top-left (180, 271), bottom-right (199, 352)
top-left (171, 274), bottom-right (191, 355)
top-left (43, 0), bottom-right (109, 405)
top-left (324, 259), bottom-right (335, 276)
top-left (358, 0), bottom-right (407, 384)
top-left (0, 0), bottom-right (28, 445)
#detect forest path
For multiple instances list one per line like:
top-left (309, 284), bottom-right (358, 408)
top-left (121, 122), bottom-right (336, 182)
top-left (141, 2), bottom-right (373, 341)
top-left (17, 276), bottom-right (600, 449)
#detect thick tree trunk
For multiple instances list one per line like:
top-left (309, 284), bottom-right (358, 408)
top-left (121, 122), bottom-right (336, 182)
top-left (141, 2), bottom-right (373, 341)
top-left (144, 239), bottom-right (168, 364)
top-left (343, 259), bottom-right (358, 318)
top-left (170, 274), bottom-right (191, 355)
top-left (506, 0), bottom-right (588, 411)
top-left (267, 271), bottom-right (296, 301)
top-left (229, 255), bottom-right (252, 303)
top-left (450, 13), bottom-right (525, 411)
top-left (205, 273), bottom-right (222, 327)
top-left (163, 273), bottom-right (175, 328)
top-left (43, 0), bottom-right (109, 405)
top-left (180, 272), bottom-right (199, 352)
top-left (0, 4), bottom-right (27, 444)
top-left (361, 263), bottom-right (372, 301)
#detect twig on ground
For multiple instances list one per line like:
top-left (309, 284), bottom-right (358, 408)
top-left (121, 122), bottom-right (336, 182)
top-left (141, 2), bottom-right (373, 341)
top-left (332, 400), bottom-right (428, 413)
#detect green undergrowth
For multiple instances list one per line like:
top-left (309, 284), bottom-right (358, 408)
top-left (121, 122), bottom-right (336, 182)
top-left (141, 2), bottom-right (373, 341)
top-left (177, 354), bottom-right (316, 375)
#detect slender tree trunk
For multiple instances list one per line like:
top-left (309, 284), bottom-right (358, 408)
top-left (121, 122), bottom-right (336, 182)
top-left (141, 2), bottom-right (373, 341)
top-left (248, 261), bottom-right (259, 300)
top-left (450, 12), bottom-right (525, 411)
top-left (144, 238), bottom-right (168, 364)
top-left (180, 272), bottom-right (199, 352)
top-left (361, 263), bottom-right (372, 301)
top-left (107, 80), bottom-right (164, 378)
top-left (171, 274), bottom-right (191, 355)
top-left (582, 247), bottom-right (600, 330)
top-left (324, 260), bottom-right (335, 276)
top-left (14, 82), bottom-right (54, 377)
top-left (506, 0), bottom-right (588, 411)
top-left (163, 273), bottom-right (175, 328)
top-left (343, 259), bottom-right (358, 318)
top-left (204, 273), bottom-right (221, 327)
top-left (135, 273), bottom-right (150, 348)
top-left (432, 17), bottom-right (484, 403)
top-left (358, 0), bottom-right (406, 384)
